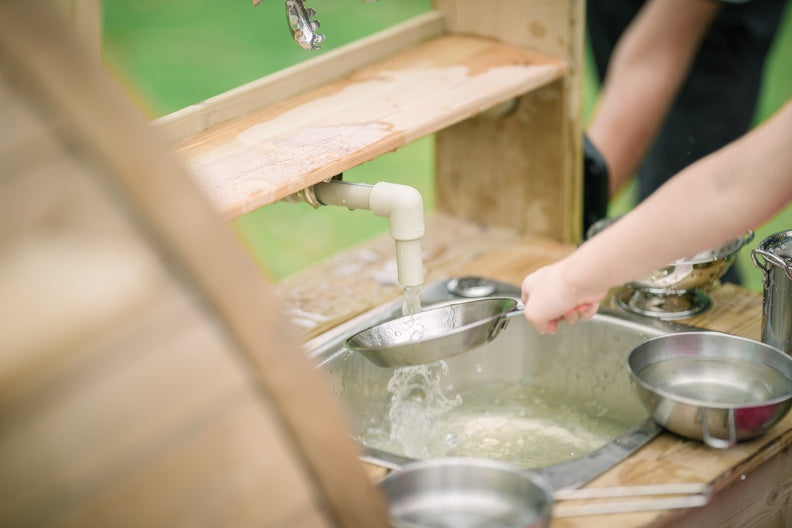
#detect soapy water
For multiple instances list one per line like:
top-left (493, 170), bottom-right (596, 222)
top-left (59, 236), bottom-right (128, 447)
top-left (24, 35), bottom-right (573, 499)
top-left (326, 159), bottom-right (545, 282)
top-left (362, 370), bottom-right (629, 468)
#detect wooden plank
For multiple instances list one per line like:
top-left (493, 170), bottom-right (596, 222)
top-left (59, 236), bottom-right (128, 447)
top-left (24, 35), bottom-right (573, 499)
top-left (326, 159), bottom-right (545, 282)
top-left (436, 79), bottom-right (581, 240)
top-left (0, 4), bottom-right (388, 526)
top-left (52, 0), bottom-right (102, 63)
top-left (155, 11), bottom-right (446, 144)
top-left (0, 292), bottom-right (321, 527)
top-left (0, 77), bottom-right (327, 528)
top-left (434, 0), bottom-right (584, 243)
top-left (434, 0), bottom-right (583, 56)
top-left (170, 35), bottom-right (564, 220)
top-left (667, 440), bottom-right (792, 527)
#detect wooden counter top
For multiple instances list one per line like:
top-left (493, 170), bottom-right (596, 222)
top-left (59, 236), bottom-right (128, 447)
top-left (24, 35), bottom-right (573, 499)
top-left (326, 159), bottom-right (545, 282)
top-left (276, 214), bottom-right (791, 526)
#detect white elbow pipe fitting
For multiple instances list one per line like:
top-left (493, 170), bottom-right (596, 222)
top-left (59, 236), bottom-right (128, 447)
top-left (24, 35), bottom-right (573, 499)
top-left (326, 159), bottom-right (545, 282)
top-left (369, 182), bottom-right (425, 287)
top-left (368, 182), bottom-right (425, 241)
top-left (310, 179), bottom-right (425, 288)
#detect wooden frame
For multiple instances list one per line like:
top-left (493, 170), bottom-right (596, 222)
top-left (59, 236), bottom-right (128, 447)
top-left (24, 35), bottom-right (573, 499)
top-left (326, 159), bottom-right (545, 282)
top-left (150, 1), bottom-right (583, 244)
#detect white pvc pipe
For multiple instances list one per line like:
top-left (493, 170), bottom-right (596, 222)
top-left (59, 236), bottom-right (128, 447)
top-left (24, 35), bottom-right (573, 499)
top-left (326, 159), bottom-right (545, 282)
top-left (313, 180), bottom-right (372, 211)
top-left (311, 179), bottom-right (425, 287)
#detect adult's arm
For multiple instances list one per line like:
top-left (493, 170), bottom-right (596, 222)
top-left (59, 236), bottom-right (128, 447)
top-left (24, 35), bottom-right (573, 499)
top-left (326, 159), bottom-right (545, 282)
top-left (587, 0), bottom-right (720, 195)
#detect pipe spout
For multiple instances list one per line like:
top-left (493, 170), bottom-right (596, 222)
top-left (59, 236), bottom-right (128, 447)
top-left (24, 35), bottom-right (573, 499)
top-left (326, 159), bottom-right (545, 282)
top-left (298, 179), bottom-right (425, 288)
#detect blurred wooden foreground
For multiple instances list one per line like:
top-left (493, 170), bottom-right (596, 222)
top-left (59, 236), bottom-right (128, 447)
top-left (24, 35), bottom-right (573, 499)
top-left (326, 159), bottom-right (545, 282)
top-left (0, 4), bottom-right (388, 527)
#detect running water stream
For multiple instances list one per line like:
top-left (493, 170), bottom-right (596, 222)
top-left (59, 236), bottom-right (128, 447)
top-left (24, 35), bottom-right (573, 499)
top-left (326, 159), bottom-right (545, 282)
top-left (401, 284), bottom-right (422, 316)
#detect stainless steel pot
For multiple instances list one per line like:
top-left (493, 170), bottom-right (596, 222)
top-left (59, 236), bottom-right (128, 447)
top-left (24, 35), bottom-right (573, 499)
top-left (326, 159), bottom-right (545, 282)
top-left (752, 230), bottom-right (792, 355)
top-left (628, 332), bottom-right (792, 448)
top-left (344, 297), bottom-right (520, 368)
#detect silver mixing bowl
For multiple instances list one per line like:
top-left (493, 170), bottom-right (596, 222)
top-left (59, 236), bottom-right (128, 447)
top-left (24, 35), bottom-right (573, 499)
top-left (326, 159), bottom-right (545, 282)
top-left (587, 217), bottom-right (753, 319)
top-left (628, 332), bottom-right (792, 448)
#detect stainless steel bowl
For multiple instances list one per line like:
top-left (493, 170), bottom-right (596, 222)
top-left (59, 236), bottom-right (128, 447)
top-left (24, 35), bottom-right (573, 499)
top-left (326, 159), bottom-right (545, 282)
top-left (380, 458), bottom-right (553, 528)
top-left (628, 332), bottom-right (792, 448)
top-left (345, 297), bottom-right (519, 368)
top-left (587, 217), bottom-right (753, 319)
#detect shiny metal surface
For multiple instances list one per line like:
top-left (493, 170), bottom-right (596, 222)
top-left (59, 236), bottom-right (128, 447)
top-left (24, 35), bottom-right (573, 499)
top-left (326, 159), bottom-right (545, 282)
top-left (752, 230), bottom-right (792, 355)
top-left (314, 278), bottom-right (690, 489)
top-left (588, 217), bottom-right (753, 320)
top-left (447, 276), bottom-right (498, 298)
top-left (345, 297), bottom-right (519, 368)
top-left (381, 458), bottom-right (553, 528)
top-left (380, 458), bottom-right (711, 525)
top-left (284, 0), bottom-right (325, 50)
top-left (628, 332), bottom-right (792, 448)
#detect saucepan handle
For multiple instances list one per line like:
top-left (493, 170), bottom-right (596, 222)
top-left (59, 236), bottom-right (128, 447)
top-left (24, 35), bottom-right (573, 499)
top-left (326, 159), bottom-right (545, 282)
top-left (487, 303), bottom-right (524, 341)
top-left (752, 247), bottom-right (792, 283)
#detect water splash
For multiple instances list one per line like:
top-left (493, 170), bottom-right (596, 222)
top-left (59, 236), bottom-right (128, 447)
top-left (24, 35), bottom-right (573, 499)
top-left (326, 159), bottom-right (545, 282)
top-left (382, 361), bottom-right (461, 458)
top-left (402, 284), bottom-right (422, 316)
top-left (363, 380), bottom-right (629, 468)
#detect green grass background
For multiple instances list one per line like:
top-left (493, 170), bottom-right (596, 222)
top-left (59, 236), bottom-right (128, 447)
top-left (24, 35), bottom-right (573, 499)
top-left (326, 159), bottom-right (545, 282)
top-left (103, 0), bottom-right (791, 291)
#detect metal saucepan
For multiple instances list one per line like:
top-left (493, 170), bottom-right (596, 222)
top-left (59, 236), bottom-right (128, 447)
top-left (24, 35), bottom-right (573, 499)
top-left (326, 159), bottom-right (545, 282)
top-left (345, 297), bottom-right (520, 368)
top-left (380, 458), bottom-right (711, 527)
top-left (628, 332), bottom-right (792, 448)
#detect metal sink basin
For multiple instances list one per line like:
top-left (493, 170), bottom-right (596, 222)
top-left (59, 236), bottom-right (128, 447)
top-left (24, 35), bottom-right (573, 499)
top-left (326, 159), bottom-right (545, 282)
top-left (309, 277), bottom-right (694, 489)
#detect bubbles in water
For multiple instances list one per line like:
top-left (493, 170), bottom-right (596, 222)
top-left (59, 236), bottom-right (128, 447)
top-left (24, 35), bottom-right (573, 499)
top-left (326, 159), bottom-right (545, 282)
top-left (363, 379), bottom-right (631, 468)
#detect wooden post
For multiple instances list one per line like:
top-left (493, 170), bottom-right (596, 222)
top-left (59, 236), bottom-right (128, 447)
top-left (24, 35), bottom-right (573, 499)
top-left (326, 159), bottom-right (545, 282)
top-left (0, 4), bottom-right (388, 526)
top-left (53, 0), bottom-right (102, 62)
top-left (433, 0), bottom-right (584, 243)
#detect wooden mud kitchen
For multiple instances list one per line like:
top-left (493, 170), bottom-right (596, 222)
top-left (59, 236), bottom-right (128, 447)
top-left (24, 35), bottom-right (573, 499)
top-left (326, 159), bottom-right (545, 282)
top-left (1, 1), bottom-right (790, 527)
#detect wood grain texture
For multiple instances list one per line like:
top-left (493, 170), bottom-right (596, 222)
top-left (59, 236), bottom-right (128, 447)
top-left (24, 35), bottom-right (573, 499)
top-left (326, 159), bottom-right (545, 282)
top-left (667, 442), bottom-right (792, 527)
top-left (170, 34), bottom-right (565, 220)
top-left (0, 4), bottom-right (388, 526)
top-left (155, 11), bottom-right (446, 144)
top-left (52, 0), bottom-right (101, 62)
top-left (434, 0), bottom-right (585, 243)
top-left (435, 0), bottom-right (582, 56)
top-left (0, 78), bottom-right (328, 528)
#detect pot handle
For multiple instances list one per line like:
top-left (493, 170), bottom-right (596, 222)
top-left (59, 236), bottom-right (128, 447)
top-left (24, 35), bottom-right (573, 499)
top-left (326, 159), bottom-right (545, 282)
top-left (488, 303), bottom-right (524, 341)
top-left (752, 248), bottom-right (792, 284)
top-left (699, 408), bottom-right (737, 449)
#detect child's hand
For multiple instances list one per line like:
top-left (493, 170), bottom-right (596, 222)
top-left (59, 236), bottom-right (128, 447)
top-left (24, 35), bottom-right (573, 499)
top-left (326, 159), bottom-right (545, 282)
top-left (520, 262), bottom-right (605, 334)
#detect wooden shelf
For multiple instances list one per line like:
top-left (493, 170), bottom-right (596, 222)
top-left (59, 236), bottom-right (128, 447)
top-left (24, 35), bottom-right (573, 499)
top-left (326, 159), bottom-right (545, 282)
top-left (170, 34), bottom-right (565, 220)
